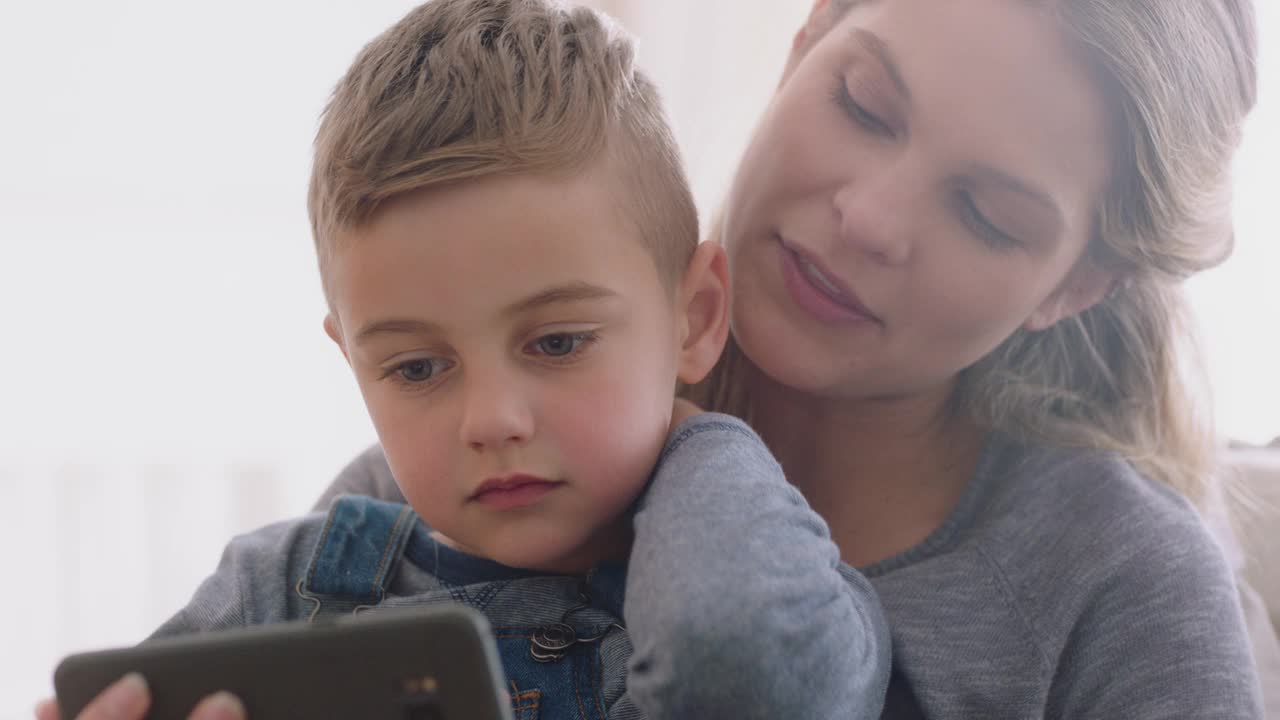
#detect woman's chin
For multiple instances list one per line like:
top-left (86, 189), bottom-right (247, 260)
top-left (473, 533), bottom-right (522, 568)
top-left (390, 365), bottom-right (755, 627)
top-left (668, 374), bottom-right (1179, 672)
top-left (736, 322), bottom-right (856, 400)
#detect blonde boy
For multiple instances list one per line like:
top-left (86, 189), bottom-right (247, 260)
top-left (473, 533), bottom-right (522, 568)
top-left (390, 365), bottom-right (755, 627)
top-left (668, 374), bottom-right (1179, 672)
top-left (309, 0), bottom-right (729, 578)
top-left (42, 1), bottom-right (890, 718)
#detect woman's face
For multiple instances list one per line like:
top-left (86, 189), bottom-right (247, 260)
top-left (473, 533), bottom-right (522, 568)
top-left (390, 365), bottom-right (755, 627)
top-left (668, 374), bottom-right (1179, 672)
top-left (724, 0), bottom-right (1114, 402)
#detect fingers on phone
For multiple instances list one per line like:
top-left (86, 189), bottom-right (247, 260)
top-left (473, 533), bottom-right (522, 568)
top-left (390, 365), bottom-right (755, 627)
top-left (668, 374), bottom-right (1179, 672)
top-left (188, 692), bottom-right (247, 720)
top-left (43, 675), bottom-right (244, 720)
top-left (33, 697), bottom-right (58, 720)
top-left (82, 672), bottom-right (151, 718)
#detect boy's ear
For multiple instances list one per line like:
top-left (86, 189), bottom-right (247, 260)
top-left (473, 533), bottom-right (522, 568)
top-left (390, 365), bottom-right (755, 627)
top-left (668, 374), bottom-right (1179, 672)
top-left (1024, 258), bottom-right (1116, 332)
top-left (323, 314), bottom-right (352, 364)
top-left (675, 241), bottom-right (732, 385)
top-left (782, 0), bottom-right (835, 83)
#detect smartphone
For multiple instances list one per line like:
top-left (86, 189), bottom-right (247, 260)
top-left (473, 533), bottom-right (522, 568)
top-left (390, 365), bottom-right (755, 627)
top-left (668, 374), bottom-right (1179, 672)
top-left (54, 604), bottom-right (514, 720)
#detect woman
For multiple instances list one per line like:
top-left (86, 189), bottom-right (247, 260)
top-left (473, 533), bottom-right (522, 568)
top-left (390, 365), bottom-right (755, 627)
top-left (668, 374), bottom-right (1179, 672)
top-left (326, 0), bottom-right (1266, 715)
top-left (53, 0), bottom-right (1264, 717)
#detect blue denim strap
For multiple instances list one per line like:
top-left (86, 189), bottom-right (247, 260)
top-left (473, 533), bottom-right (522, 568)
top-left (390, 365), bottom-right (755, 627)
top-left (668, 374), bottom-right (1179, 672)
top-left (303, 495), bottom-right (418, 603)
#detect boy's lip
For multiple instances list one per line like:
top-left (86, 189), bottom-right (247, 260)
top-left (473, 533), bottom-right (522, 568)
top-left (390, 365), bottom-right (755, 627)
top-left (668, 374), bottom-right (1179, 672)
top-left (470, 473), bottom-right (564, 508)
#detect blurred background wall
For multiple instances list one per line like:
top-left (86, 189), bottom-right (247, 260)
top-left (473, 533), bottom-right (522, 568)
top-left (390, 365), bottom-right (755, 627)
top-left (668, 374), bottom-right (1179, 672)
top-left (0, 1), bottom-right (1275, 714)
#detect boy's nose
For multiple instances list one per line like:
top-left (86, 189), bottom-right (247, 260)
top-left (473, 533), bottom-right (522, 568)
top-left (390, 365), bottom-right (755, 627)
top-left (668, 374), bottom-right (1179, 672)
top-left (458, 375), bottom-right (535, 451)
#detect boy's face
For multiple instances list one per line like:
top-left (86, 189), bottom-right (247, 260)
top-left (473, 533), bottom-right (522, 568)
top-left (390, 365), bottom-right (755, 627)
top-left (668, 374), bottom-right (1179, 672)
top-left (325, 168), bottom-right (685, 574)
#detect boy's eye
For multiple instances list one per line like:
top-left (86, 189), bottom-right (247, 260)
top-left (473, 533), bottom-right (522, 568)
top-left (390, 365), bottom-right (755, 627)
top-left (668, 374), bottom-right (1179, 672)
top-left (526, 331), bottom-right (599, 360)
top-left (395, 358), bottom-right (450, 383)
top-left (534, 333), bottom-right (580, 357)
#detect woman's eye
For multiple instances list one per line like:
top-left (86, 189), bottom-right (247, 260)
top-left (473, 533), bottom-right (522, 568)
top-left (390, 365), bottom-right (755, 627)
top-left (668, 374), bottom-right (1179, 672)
top-left (958, 193), bottom-right (1021, 251)
top-left (831, 74), bottom-right (895, 138)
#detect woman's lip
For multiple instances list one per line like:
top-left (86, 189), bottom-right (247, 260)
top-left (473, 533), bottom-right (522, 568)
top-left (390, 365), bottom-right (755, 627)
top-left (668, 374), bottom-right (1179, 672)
top-left (775, 236), bottom-right (881, 325)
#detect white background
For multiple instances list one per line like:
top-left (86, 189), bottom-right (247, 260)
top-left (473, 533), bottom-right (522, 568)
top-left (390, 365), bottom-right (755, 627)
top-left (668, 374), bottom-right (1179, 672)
top-left (0, 1), bottom-right (1275, 716)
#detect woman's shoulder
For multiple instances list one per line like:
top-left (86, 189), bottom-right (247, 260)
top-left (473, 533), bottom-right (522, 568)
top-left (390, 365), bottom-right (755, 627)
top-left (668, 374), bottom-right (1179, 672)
top-left (978, 434), bottom-right (1212, 555)
top-left (967, 437), bottom-right (1263, 714)
top-left (973, 434), bottom-right (1237, 629)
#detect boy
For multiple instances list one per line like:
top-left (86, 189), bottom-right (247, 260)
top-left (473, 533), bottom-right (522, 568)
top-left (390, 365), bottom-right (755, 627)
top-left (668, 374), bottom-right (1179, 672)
top-left (41, 1), bottom-right (889, 718)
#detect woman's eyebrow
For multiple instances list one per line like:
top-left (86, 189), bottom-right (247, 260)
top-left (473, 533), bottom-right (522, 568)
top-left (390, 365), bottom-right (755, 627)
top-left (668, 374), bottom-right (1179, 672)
top-left (966, 164), bottom-right (1066, 233)
top-left (846, 28), bottom-right (912, 106)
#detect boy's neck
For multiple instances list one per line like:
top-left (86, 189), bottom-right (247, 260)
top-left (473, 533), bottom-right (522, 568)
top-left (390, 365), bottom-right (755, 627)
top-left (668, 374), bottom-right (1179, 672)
top-left (430, 523), bottom-right (634, 576)
top-left (749, 375), bottom-right (986, 569)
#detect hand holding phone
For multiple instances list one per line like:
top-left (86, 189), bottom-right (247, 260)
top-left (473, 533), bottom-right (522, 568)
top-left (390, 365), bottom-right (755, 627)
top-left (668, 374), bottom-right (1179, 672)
top-left (50, 605), bottom-right (512, 720)
top-left (36, 674), bottom-right (244, 720)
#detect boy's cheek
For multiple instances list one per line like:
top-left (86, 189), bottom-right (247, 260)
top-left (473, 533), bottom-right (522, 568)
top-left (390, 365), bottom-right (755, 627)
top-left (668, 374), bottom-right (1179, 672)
top-left (550, 380), bottom-right (671, 479)
top-left (377, 428), bottom-right (460, 532)
top-left (361, 393), bottom-right (457, 491)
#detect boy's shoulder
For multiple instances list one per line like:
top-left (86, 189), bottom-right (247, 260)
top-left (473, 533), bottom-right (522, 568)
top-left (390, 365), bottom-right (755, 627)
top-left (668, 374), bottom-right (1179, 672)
top-left (316, 445), bottom-right (406, 508)
top-left (152, 497), bottom-right (417, 637)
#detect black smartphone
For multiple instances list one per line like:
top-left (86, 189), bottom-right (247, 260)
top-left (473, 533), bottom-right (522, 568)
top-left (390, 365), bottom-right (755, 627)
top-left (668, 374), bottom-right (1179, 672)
top-left (54, 604), bottom-right (514, 720)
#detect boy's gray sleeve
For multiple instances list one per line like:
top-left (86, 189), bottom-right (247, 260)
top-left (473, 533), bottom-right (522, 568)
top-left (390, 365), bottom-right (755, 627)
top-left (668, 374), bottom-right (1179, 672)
top-left (624, 413), bottom-right (890, 720)
top-left (150, 517), bottom-right (324, 639)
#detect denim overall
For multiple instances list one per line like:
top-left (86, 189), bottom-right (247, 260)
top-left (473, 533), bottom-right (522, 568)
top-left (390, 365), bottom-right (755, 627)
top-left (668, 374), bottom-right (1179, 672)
top-left (296, 496), bottom-right (629, 720)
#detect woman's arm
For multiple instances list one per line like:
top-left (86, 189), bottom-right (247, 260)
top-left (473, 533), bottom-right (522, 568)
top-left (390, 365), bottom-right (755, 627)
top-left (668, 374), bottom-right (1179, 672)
top-left (624, 412), bottom-right (891, 720)
top-left (1046, 508), bottom-right (1264, 718)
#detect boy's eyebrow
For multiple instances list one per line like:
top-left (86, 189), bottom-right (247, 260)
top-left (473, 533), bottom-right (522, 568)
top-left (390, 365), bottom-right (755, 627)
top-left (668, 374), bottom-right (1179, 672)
top-left (352, 282), bottom-right (620, 345)
top-left (354, 318), bottom-right (447, 345)
top-left (500, 281), bottom-right (619, 318)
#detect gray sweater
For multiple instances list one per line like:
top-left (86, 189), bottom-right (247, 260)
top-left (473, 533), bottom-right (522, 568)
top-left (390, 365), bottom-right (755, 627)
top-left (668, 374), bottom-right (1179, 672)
top-left (318, 420), bottom-right (1265, 718)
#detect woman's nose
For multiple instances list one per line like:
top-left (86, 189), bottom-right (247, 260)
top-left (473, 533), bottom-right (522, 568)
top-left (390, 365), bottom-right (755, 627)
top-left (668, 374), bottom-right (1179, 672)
top-left (832, 168), bottom-right (916, 266)
top-left (457, 371), bottom-right (535, 451)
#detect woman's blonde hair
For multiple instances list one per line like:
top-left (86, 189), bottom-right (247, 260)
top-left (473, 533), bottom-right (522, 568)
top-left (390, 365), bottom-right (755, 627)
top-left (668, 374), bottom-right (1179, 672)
top-left (689, 0), bottom-right (1258, 505)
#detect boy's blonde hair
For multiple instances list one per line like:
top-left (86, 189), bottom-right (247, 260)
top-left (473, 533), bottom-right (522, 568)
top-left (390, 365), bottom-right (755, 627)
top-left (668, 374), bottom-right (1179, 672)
top-left (691, 0), bottom-right (1257, 506)
top-left (308, 0), bottom-right (698, 303)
